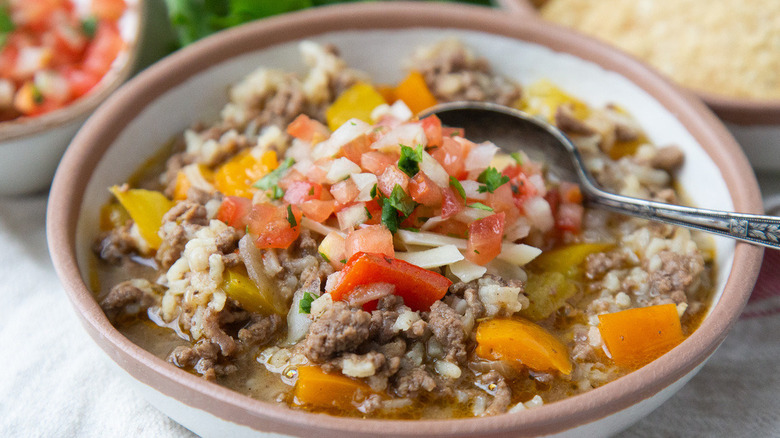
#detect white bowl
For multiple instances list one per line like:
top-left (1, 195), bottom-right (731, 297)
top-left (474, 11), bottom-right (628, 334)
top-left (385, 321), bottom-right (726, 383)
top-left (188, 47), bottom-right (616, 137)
top-left (0, 0), bottom-right (145, 196)
top-left (47, 3), bottom-right (764, 437)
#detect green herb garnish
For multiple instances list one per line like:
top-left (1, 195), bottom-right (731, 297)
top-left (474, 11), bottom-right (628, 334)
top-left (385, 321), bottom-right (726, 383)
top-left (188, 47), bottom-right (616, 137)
top-left (365, 206), bottom-right (373, 220)
top-left (286, 204), bottom-right (297, 227)
top-left (298, 291), bottom-right (316, 314)
top-left (319, 252), bottom-right (330, 262)
top-left (467, 202), bottom-right (494, 212)
top-left (510, 152), bottom-right (524, 165)
top-left (477, 167), bottom-right (510, 193)
top-left (449, 176), bottom-right (466, 200)
top-left (0, 6), bottom-right (14, 48)
top-left (81, 16), bottom-right (98, 39)
top-left (398, 144), bottom-right (424, 177)
top-left (254, 157), bottom-right (294, 190)
top-left (271, 185), bottom-right (285, 200)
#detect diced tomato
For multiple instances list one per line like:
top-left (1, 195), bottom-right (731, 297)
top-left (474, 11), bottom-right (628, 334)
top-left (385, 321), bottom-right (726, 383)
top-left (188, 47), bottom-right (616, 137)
top-left (511, 172), bottom-right (539, 209)
top-left (543, 187), bottom-right (560, 218)
top-left (330, 252), bottom-right (452, 312)
top-left (277, 168), bottom-right (306, 190)
top-left (344, 224), bottom-right (394, 259)
top-left (466, 212), bottom-right (505, 266)
top-left (91, 0), bottom-right (126, 21)
top-left (300, 199), bottom-right (335, 223)
top-left (408, 172), bottom-right (443, 207)
top-left (330, 179), bottom-right (360, 206)
top-left (360, 151), bottom-right (398, 175)
top-left (339, 134), bottom-right (371, 165)
top-left (364, 199), bottom-right (382, 225)
top-left (487, 183), bottom-right (519, 224)
top-left (559, 181), bottom-right (583, 204)
top-left (377, 165), bottom-right (410, 198)
top-left (440, 186), bottom-right (464, 220)
top-left (247, 203), bottom-right (301, 249)
top-left (431, 219), bottom-right (469, 239)
top-left (305, 158), bottom-right (331, 185)
top-left (556, 202), bottom-right (584, 234)
top-left (284, 181), bottom-right (321, 205)
top-left (286, 114), bottom-right (330, 143)
top-left (83, 22), bottom-right (123, 77)
top-left (432, 136), bottom-right (470, 179)
top-left (217, 196), bottom-right (252, 229)
top-left (420, 114), bottom-right (443, 148)
top-left (61, 66), bottom-right (101, 98)
top-left (401, 205), bottom-right (436, 229)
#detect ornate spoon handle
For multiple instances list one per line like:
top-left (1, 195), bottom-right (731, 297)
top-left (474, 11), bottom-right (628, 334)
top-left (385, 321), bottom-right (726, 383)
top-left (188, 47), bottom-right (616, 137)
top-left (588, 191), bottom-right (780, 249)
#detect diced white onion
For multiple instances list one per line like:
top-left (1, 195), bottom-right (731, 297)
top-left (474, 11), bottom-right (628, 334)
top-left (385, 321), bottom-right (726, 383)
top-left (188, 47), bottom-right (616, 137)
top-left (419, 215), bottom-right (446, 231)
top-left (312, 118), bottom-right (370, 160)
top-left (420, 151), bottom-right (450, 187)
top-left (346, 282), bottom-right (395, 307)
top-left (336, 203), bottom-right (368, 231)
top-left (326, 157), bottom-right (362, 184)
top-left (454, 206), bottom-right (493, 222)
top-left (498, 242), bottom-right (542, 266)
top-left (182, 164), bottom-right (215, 193)
top-left (529, 174), bottom-right (547, 196)
top-left (286, 289), bottom-right (314, 344)
top-left (300, 217), bottom-right (345, 237)
top-left (351, 172), bottom-right (378, 202)
top-left (504, 216), bottom-right (532, 241)
top-left (523, 196), bottom-right (554, 233)
top-left (389, 100), bottom-right (413, 121)
top-left (464, 142), bottom-right (499, 173)
top-left (371, 123), bottom-right (427, 153)
top-left (459, 180), bottom-right (488, 201)
top-left (448, 259), bottom-right (487, 283)
top-left (396, 229), bottom-right (467, 250)
top-left (395, 245), bottom-right (464, 269)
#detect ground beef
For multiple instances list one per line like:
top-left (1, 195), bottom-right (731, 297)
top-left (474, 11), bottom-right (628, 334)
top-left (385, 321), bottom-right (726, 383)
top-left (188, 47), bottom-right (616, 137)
top-left (168, 340), bottom-right (237, 381)
top-left (200, 308), bottom-right (237, 357)
top-left (156, 200), bottom-right (209, 269)
top-left (555, 105), bottom-right (596, 135)
top-left (393, 367), bottom-right (437, 398)
top-left (427, 301), bottom-right (467, 365)
top-left (571, 326), bottom-right (596, 362)
top-left (448, 281), bottom-right (486, 319)
top-left (648, 250), bottom-right (703, 303)
top-left (238, 314), bottom-right (282, 345)
top-left (92, 222), bottom-right (139, 264)
top-left (410, 40), bottom-right (522, 107)
top-left (100, 279), bottom-right (161, 321)
top-left (215, 227), bottom-right (242, 254)
top-left (481, 370), bottom-right (512, 416)
top-left (585, 250), bottom-right (628, 280)
top-left (651, 145), bottom-right (685, 171)
top-left (303, 301), bottom-right (372, 362)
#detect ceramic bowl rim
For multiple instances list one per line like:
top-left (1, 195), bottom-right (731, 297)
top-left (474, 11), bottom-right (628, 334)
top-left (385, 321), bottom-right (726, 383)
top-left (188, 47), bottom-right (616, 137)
top-left (47, 3), bottom-right (764, 437)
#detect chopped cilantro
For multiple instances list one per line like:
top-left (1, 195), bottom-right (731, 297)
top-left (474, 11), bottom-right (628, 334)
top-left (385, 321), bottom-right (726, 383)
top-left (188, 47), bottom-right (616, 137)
top-left (365, 206), bottom-right (373, 220)
top-left (0, 6), bottom-right (14, 48)
top-left (271, 185), bottom-right (285, 200)
top-left (81, 16), bottom-right (98, 39)
top-left (286, 204), bottom-right (297, 227)
top-left (31, 84), bottom-right (44, 105)
top-left (401, 227), bottom-right (420, 232)
top-left (381, 201), bottom-right (400, 234)
top-left (298, 292), bottom-right (316, 314)
top-left (387, 184), bottom-right (416, 217)
top-left (398, 144), bottom-right (424, 177)
top-left (510, 152), bottom-right (524, 165)
top-left (319, 251), bottom-right (330, 262)
top-left (477, 167), bottom-right (510, 193)
top-left (340, 259), bottom-right (347, 264)
top-left (254, 157), bottom-right (295, 190)
top-left (449, 176), bottom-right (466, 200)
top-left (370, 183), bottom-right (377, 199)
top-left (467, 202), bottom-right (494, 212)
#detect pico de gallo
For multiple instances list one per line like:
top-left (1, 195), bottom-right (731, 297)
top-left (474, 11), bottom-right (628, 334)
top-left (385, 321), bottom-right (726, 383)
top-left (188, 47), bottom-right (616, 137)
top-left (92, 40), bottom-right (715, 419)
top-left (0, 0), bottom-right (126, 121)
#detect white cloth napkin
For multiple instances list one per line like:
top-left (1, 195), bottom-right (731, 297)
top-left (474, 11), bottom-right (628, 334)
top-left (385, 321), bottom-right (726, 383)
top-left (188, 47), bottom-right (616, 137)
top-left (0, 194), bottom-right (777, 438)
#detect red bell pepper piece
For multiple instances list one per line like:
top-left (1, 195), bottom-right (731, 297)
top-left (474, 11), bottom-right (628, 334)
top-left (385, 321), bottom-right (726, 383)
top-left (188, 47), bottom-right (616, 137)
top-left (329, 252), bottom-right (452, 311)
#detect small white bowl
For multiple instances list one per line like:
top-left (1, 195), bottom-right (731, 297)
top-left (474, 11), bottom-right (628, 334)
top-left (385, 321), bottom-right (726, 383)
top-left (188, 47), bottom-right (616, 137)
top-left (0, 0), bottom-right (145, 196)
top-left (48, 3), bottom-right (764, 437)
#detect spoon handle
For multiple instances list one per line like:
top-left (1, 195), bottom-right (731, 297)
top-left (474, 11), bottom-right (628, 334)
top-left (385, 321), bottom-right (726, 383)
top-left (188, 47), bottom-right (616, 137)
top-left (589, 193), bottom-right (780, 249)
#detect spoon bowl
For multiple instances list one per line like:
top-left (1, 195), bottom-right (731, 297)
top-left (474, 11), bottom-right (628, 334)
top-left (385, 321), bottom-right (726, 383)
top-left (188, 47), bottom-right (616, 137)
top-left (422, 101), bottom-right (780, 249)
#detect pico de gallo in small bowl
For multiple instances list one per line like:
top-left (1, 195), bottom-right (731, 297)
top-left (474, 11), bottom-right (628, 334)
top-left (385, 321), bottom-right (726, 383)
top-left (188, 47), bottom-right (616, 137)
top-left (0, 0), bottom-right (139, 195)
top-left (0, 0), bottom-right (127, 121)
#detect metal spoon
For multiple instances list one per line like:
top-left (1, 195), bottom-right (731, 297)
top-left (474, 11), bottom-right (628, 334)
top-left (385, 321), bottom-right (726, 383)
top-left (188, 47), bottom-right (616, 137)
top-left (420, 101), bottom-right (780, 249)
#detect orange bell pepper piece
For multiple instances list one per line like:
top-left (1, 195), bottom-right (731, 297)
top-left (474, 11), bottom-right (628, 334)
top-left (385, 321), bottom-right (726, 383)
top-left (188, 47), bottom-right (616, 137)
top-left (329, 252), bottom-right (451, 311)
top-left (598, 303), bottom-right (684, 368)
top-left (293, 366), bottom-right (374, 411)
top-left (475, 318), bottom-right (573, 375)
top-left (394, 71), bottom-right (438, 115)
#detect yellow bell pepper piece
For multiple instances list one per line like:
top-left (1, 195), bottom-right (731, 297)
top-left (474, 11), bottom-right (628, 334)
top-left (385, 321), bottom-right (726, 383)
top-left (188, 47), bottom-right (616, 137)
top-left (521, 272), bottom-right (579, 321)
top-left (598, 303), bottom-right (684, 368)
top-left (475, 318), bottom-right (573, 375)
top-left (109, 186), bottom-right (174, 249)
top-left (293, 366), bottom-right (375, 411)
top-left (528, 242), bottom-right (615, 277)
top-left (214, 150), bottom-right (278, 198)
top-left (99, 202), bottom-right (130, 231)
top-left (394, 71), bottom-right (438, 114)
top-left (519, 79), bottom-right (590, 124)
top-left (325, 82), bottom-right (386, 131)
top-left (221, 268), bottom-right (285, 316)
